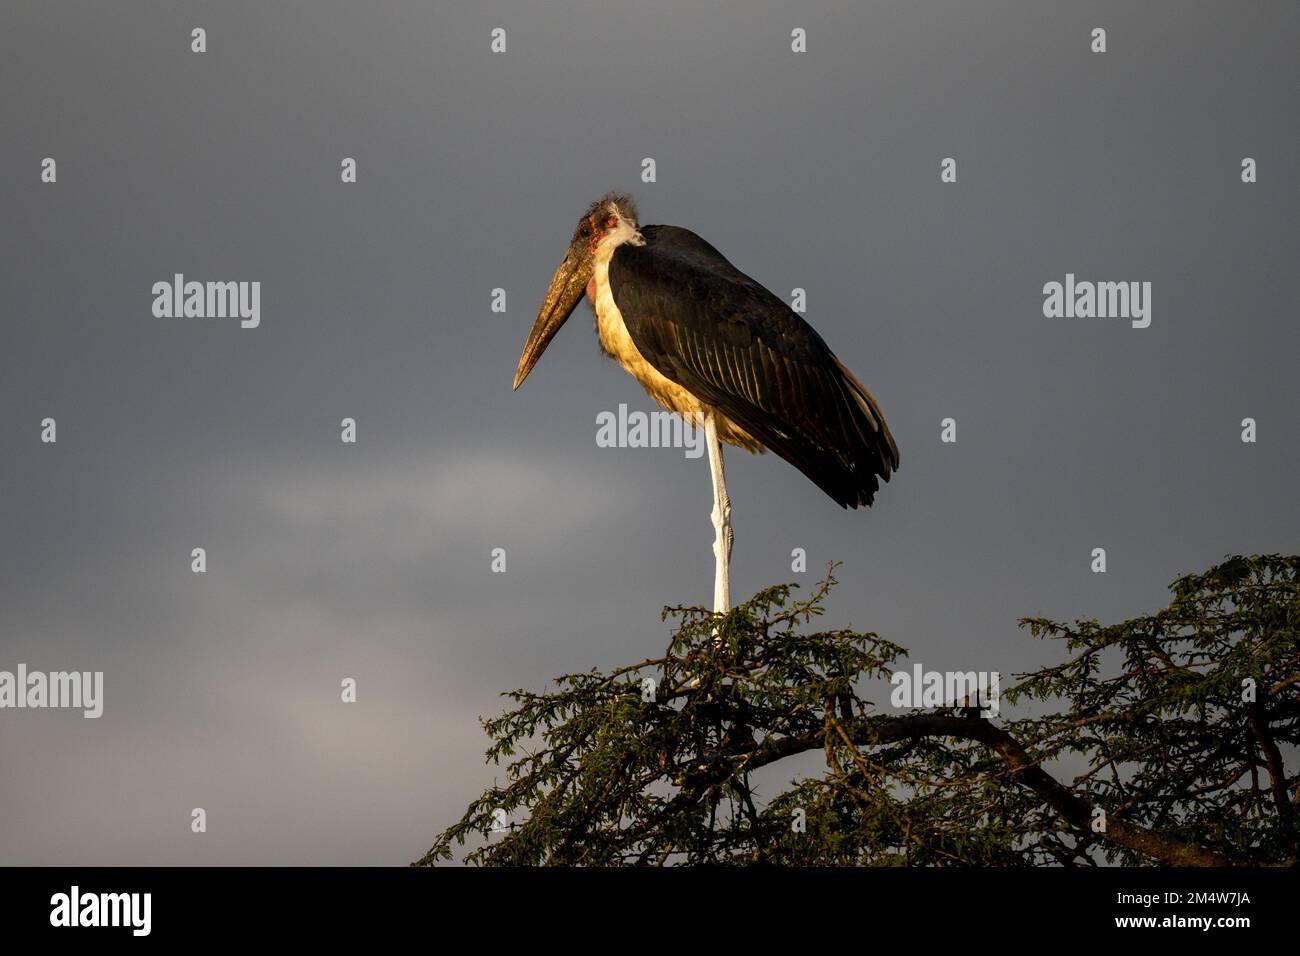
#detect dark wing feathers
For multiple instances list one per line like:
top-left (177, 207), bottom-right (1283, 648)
top-left (609, 225), bottom-right (899, 508)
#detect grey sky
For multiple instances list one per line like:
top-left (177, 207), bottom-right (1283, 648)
top-left (0, 1), bottom-right (1296, 864)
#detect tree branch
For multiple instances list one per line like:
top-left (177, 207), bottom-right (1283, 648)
top-left (685, 712), bottom-right (1237, 867)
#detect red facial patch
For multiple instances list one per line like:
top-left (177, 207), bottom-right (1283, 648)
top-left (589, 213), bottom-right (618, 252)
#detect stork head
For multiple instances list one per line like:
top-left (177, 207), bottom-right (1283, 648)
top-left (513, 193), bottom-right (640, 390)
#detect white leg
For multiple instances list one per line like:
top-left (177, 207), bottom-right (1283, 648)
top-left (704, 412), bottom-right (732, 613)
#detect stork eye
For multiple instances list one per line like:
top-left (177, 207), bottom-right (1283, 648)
top-left (579, 224), bottom-right (591, 238)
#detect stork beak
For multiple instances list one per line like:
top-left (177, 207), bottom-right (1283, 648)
top-left (513, 251), bottom-right (592, 390)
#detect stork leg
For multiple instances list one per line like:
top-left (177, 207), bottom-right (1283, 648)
top-left (704, 411), bottom-right (733, 613)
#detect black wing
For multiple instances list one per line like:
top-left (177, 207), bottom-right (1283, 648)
top-left (609, 225), bottom-right (899, 508)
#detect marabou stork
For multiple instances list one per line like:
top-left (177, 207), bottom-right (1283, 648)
top-left (513, 193), bottom-right (898, 613)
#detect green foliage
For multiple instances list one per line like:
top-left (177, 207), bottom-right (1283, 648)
top-left (415, 556), bottom-right (1299, 866)
top-left (1012, 554), bottom-right (1300, 865)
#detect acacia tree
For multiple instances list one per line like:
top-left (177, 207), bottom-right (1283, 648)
top-left (416, 555), bottom-right (1298, 866)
